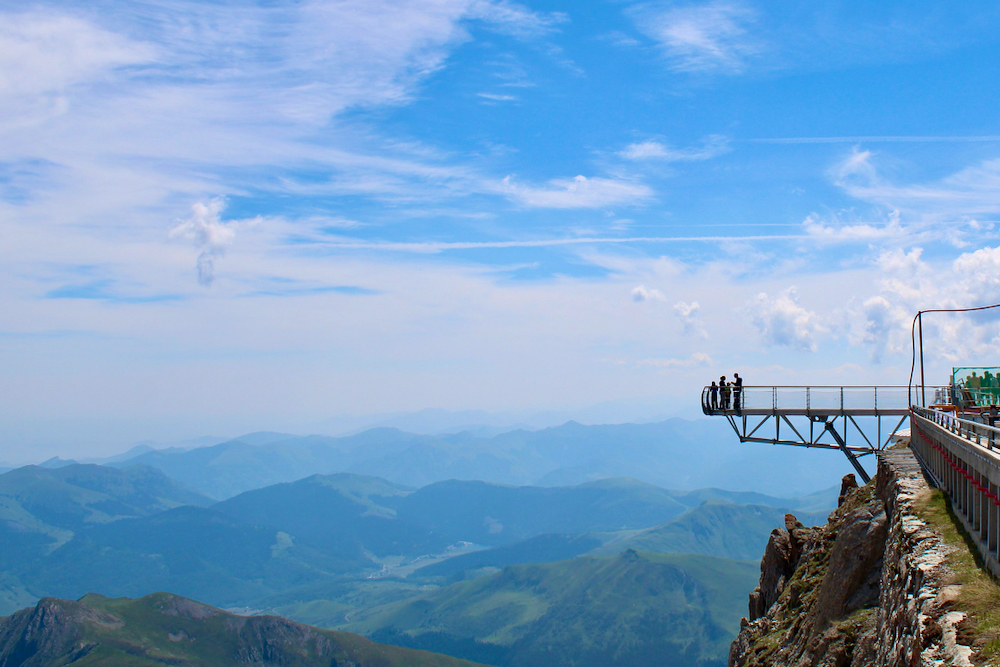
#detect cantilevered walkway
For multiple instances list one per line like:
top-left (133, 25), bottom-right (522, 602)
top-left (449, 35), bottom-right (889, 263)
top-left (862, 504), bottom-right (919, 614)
top-left (701, 385), bottom-right (947, 483)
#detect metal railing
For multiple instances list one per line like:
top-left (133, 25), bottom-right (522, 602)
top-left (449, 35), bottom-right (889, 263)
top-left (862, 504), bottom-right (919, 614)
top-left (910, 406), bottom-right (1000, 578)
top-left (700, 385), bottom-right (949, 416)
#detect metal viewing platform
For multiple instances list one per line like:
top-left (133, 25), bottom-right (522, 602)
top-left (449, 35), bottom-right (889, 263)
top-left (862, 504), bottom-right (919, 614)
top-left (700, 385), bottom-right (948, 483)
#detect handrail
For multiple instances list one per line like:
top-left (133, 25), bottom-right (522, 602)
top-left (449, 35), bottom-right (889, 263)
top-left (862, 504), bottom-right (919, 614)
top-left (912, 405), bottom-right (1000, 450)
top-left (700, 384), bottom-right (950, 416)
top-left (909, 405), bottom-right (1000, 578)
top-left (706, 384), bottom-right (917, 389)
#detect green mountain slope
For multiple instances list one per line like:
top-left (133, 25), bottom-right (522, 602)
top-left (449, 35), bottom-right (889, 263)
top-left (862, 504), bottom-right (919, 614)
top-left (31, 506), bottom-right (343, 607)
top-left (0, 592), bottom-right (484, 667)
top-left (390, 478), bottom-right (689, 546)
top-left (0, 463), bottom-right (214, 590)
top-left (347, 550), bottom-right (758, 667)
top-left (214, 473), bottom-right (450, 561)
top-left (414, 499), bottom-right (833, 578)
top-left (0, 463), bottom-right (211, 534)
top-left (592, 500), bottom-right (829, 560)
top-left (414, 533), bottom-right (605, 579)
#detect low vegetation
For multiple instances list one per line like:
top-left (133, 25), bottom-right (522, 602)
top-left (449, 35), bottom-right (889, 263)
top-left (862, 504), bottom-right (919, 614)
top-left (913, 489), bottom-right (1000, 661)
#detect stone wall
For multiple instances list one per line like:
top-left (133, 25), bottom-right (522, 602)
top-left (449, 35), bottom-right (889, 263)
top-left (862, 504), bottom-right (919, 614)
top-left (729, 447), bottom-right (977, 667)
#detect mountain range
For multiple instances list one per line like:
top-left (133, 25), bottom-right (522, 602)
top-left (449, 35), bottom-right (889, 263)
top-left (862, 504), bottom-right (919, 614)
top-left (0, 592), bottom-right (483, 667)
top-left (93, 418), bottom-right (853, 500)
top-left (0, 451), bottom-right (840, 667)
top-left (0, 463), bottom-right (832, 617)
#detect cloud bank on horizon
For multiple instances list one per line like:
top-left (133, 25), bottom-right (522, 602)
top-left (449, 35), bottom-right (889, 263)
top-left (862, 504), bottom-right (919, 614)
top-left (3, 0), bottom-right (1000, 454)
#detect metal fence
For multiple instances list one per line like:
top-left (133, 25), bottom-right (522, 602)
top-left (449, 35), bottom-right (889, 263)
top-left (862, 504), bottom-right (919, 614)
top-left (701, 385), bottom-right (949, 415)
top-left (910, 406), bottom-right (1000, 578)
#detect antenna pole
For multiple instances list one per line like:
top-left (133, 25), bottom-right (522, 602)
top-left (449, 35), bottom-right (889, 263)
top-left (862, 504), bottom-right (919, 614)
top-left (919, 312), bottom-right (926, 407)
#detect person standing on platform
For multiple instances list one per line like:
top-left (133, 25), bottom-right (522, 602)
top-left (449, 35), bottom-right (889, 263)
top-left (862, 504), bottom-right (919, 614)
top-left (709, 381), bottom-right (719, 410)
top-left (720, 376), bottom-right (730, 410)
top-left (732, 372), bottom-right (743, 413)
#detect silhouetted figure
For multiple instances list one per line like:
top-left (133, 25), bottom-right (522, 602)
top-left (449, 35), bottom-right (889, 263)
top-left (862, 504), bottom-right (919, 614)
top-left (710, 381), bottom-right (719, 410)
top-left (733, 372), bottom-right (743, 413)
top-left (720, 375), bottom-right (730, 410)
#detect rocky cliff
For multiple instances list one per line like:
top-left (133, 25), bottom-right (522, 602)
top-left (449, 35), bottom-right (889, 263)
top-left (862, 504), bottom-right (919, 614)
top-left (729, 448), bottom-right (979, 667)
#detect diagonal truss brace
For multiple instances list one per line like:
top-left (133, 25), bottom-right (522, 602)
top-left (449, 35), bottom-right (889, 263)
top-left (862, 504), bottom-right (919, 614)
top-left (723, 412), bottom-right (909, 484)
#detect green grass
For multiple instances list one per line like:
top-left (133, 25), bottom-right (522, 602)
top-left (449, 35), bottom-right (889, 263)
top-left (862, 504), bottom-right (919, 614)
top-left (341, 550), bottom-right (759, 667)
top-left (913, 489), bottom-right (1000, 661)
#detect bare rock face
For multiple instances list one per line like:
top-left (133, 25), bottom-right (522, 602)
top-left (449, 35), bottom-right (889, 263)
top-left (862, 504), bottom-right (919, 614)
top-left (728, 448), bottom-right (976, 667)
top-left (812, 503), bottom-right (886, 627)
top-left (838, 474), bottom-right (859, 507)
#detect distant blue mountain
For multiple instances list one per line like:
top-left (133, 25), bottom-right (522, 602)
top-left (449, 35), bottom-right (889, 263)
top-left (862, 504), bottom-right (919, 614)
top-left (108, 418), bottom-right (853, 499)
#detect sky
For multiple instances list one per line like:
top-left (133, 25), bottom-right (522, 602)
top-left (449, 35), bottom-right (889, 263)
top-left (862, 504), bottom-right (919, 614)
top-left (5, 0), bottom-right (1000, 460)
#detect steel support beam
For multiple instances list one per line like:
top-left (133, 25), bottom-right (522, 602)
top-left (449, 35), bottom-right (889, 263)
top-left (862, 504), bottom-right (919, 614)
top-left (821, 418), bottom-right (871, 483)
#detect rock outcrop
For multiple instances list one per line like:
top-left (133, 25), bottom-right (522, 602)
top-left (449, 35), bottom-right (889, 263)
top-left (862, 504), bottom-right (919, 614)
top-left (729, 448), bottom-right (976, 667)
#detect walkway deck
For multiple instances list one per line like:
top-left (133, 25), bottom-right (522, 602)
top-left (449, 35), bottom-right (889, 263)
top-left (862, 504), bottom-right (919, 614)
top-left (700, 385), bottom-right (932, 417)
top-left (700, 385), bottom-right (947, 483)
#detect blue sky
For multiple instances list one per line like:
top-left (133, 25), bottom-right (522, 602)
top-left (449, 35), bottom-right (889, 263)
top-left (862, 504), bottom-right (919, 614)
top-left (4, 0), bottom-right (1000, 458)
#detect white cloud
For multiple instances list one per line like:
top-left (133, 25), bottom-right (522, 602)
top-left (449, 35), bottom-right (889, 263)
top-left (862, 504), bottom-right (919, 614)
top-left (638, 352), bottom-right (713, 369)
top-left (858, 295), bottom-right (899, 362)
top-left (953, 245), bottom-right (1000, 306)
top-left (634, 2), bottom-right (759, 73)
top-left (674, 300), bottom-right (707, 338)
top-left (478, 92), bottom-right (518, 101)
top-left (802, 211), bottom-right (904, 243)
top-left (620, 135), bottom-right (729, 161)
top-left (169, 199), bottom-right (259, 286)
top-left (844, 245), bottom-right (1000, 363)
top-left (631, 285), bottom-right (666, 302)
top-left (502, 174), bottom-right (653, 208)
top-left (750, 288), bottom-right (825, 351)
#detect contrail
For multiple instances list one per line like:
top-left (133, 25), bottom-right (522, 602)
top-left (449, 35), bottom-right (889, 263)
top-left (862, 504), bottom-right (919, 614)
top-left (747, 136), bottom-right (1000, 144)
top-left (321, 234), bottom-right (808, 253)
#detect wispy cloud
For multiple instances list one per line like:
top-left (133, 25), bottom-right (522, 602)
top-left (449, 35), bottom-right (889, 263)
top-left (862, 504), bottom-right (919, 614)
top-left (465, 0), bottom-right (568, 38)
top-left (632, 2), bottom-right (759, 73)
top-left (501, 174), bottom-right (653, 208)
top-left (44, 279), bottom-right (182, 304)
top-left (311, 233), bottom-right (808, 253)
top-left (478, 92), bottom-right (518, 102)
top-left (620, 135), bottom-right (729, 161)
top-left (637, 352), bottom-right (713, 369)
top-left (829, 148), bottom-right (1000, 239)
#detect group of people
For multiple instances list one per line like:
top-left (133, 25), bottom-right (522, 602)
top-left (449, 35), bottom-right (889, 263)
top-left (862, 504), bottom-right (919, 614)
top-left (959, 371), bottom-right (1000, 406)
top-left (708, 373), bottom-right (742, 412)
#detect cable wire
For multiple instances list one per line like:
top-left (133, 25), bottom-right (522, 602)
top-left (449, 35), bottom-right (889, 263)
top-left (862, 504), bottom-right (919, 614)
top-left (908, 303), bottom-right (1000, 406)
